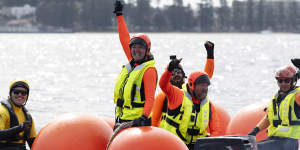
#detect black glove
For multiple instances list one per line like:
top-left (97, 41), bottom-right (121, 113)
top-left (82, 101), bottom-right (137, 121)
top-left (27, 137), bottom-right (35, 148)
top-left (113, 1), bottom-right (123, 16)
top-left (204, 41), bottom-right (214, 59)
top-left (132, 115), bottom-right (151, 127)
top-left (291, 58), bottom-right (300, 69)
top-left (168, 58), bottom-right (181, 72)
top-left (291, 58), bottom-right (300, 80)
top-left (20, 121), bottom-right (32, 130)
top-left (248, 127), bottom-right (260, 136)
top-left (0, 125), bottom-right (25, 140)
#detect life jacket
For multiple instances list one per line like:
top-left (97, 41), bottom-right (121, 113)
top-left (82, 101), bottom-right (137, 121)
top-left (114, 60), bottom-right (156, 123)
top-left (163, 84), bottom-right (210, 145)
top-left (0, 99), bottom-right (32, 146)
top-left (268, 87), bottom-right (300, 139)
top-left (160, 84), bottom-right (185, 128)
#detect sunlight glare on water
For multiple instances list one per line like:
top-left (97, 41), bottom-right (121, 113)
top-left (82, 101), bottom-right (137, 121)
top-left (0, 33), bottom-right (299, 131)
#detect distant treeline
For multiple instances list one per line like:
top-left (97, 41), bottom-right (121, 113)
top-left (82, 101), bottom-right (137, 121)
top-left (1, 0), bottom-right (300, 32)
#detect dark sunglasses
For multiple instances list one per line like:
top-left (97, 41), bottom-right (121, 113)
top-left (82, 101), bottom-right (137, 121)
top-left (172, 68), bottom-right (183, 74)
top-left (276, 78), bottom-right (292, 83)
top-left (13, 90), bottom-right (28, 96)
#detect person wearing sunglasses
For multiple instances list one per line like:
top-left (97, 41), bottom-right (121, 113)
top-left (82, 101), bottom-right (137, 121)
top-left (249, 63), bottom-right (300, 150)
top-left (151, 41), bottom-right (218, 133)
top-left (0, 79), bottom-right (36, 150)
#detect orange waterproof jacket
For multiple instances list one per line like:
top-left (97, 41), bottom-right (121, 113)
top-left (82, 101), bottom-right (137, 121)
top-left (117, 16), bottom-right (157, 117)
top-left (157, 65), bottom-right (223, 137)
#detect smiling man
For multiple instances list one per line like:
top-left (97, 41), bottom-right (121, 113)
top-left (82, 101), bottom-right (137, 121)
top-left (249, 63), bottom-right (300, 150)
top-left (151, 41), bottom-right (216, 130)
top-left (0, 79), bottom-right (36, 150)
top-left (158, 56), bottom-right (222, 150)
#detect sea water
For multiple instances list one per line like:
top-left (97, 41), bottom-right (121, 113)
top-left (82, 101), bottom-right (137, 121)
top-left (0, 33), bottom-right (299, 132)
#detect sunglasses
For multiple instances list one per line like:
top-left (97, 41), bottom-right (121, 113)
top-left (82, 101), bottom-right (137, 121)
top-left (172, 68), bottom-right (183, 74)
top-left (13, 90), bottom-right (28, 96)
top-left (276, 78), bottom-right (292, 83)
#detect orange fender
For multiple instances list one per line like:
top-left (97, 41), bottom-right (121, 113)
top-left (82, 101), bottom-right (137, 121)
top-left (226, 103), bottom-right (268, 142)
top-left (32, 114), bottom-right (113, 150)
top-left (213, 103), bottom-right (231, 135)
top-left (108, 126), bottom-right (188, 150)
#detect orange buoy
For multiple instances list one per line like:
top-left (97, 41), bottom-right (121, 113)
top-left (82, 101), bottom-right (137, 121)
top-left (32, 114), bottom-right (113, 150)
top-left (226, 103), bottom-right (268, 142)
top-left (99, 116), bottom-right (115, 129)
top-left (108, 126), bottom-right (188, 150)
top-left (213, 102), bottom-right (231, 135)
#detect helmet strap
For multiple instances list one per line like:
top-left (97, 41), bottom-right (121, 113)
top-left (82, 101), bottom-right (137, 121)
top-left (291, 78), bottom-right (297, 89)
top-left (186, 84), bottom-right (196, 98)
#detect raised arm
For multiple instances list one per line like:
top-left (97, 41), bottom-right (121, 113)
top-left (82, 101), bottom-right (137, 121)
top-left (114, 1), bottom-right (132, 61)
top-left (159, 70), bottom-right (173, 95)
top-left (204, 41), bottom-right (215, 79)
top-left (159, 60), bottom-right (184, 110)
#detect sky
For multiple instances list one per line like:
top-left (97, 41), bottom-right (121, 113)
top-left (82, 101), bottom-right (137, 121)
top-left (123, 0), bottom-right (235, 10)
top-left (150, 0), bottom-right (233, 8)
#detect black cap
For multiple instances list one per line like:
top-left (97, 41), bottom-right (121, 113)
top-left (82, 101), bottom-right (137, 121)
top-left (129, 38), bottom-right (148, 50)
top-left (194, 74), bottom-right (210, 85)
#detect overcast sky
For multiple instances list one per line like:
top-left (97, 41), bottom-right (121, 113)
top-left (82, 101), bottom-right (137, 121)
top-left (150, 0), bottom-right (233, 8)
top-left (122, 0), bottom-right (234, 9)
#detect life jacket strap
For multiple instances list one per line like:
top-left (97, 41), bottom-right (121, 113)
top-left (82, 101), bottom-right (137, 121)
top-left (165, 117), bottom-right (179, 128)
top-left (0, 142), bottom-right (26, 149)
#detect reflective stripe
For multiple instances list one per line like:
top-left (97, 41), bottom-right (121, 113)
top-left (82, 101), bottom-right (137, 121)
top-left (201, 99), bottom-right (208, 107)
top-left (133, 64), bottom-right (144, 71)
top-left (278, 126), bottom-right (290, 132)
top-left (184, 90), bottom-right (192, 102)
top-left (125, 63), bottom-right (132, 72)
